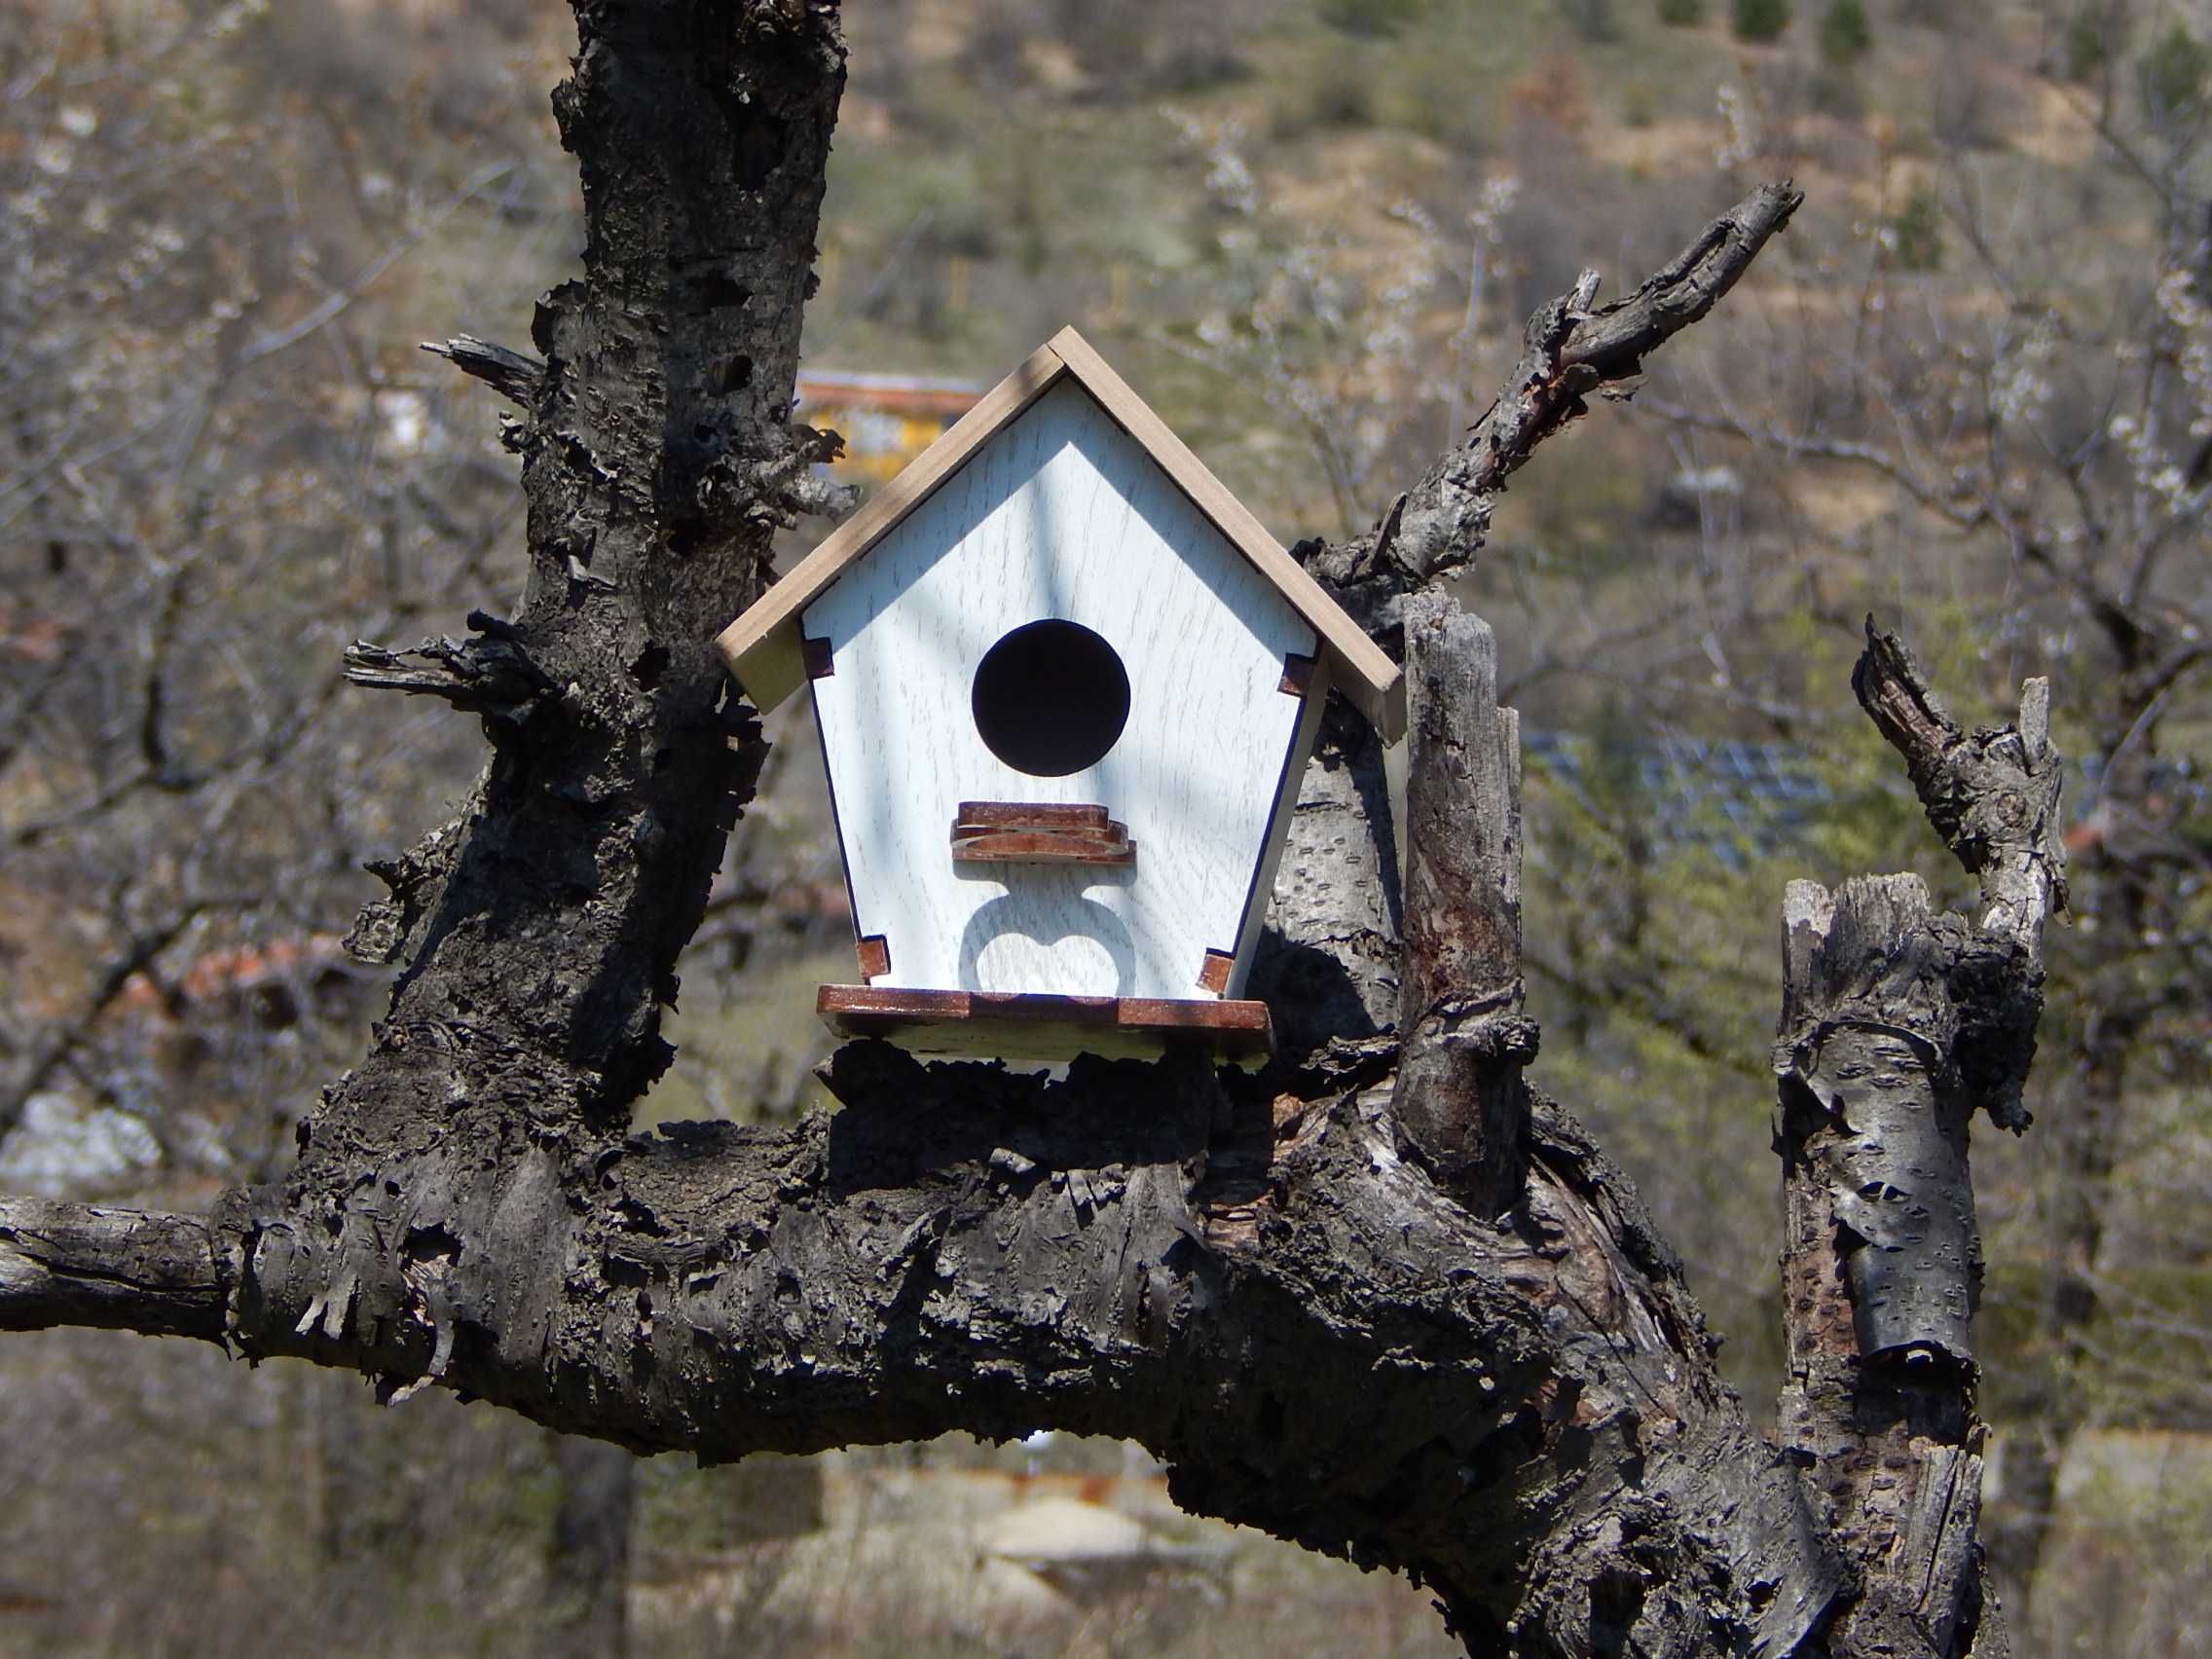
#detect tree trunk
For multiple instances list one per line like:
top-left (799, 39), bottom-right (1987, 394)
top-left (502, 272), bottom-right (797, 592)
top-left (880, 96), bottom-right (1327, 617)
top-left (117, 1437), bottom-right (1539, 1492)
top-left (0, 10), bottom-right (2072, 1654)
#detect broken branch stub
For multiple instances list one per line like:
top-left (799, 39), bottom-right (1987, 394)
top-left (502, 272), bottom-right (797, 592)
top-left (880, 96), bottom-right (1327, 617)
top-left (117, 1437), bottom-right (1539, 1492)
top-left (1772, 622), bottom-right (2069, 1655)
top-left (1390, 590), bottom-right (1532, 1211)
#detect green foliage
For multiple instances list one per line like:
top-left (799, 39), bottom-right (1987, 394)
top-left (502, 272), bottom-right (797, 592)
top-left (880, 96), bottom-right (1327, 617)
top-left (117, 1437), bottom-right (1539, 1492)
top-left (1731, 0), bottom-right (1790, 43)
top-left (1319, 0), bottom-right (1422, 38)
top-left (1656, 0), bottom-right (1705, 23)
top-left (1561, 0), bottom-right (1621, 42)
top-left (2139, 22), bottom-right (2211, 122)
top-left (1887, 183), bottom-right (1943, 271)
top-left (1818, 0), bottom-right (1871, 64)
top-left (2065, 7), bottom-right (2109, 81)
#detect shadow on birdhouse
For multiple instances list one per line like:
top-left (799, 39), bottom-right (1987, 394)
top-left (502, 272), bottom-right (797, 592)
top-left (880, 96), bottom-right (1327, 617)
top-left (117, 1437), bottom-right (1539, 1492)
top-left (718, 329), bottom-right (1403, 1066)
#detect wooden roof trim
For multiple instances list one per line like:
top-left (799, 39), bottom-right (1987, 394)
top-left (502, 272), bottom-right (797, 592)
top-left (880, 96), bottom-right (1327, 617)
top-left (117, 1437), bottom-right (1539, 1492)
top-left (716, 328), bottom-right (1406, 739)
top-left (715, 339), bottom-right (1069, 714)
top-left (1043, 328), bottom-right (1403, 738)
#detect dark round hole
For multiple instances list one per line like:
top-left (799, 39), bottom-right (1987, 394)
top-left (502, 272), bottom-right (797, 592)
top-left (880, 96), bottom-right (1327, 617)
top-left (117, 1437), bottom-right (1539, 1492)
top-left (972, 619), bottom-right (1131, 777)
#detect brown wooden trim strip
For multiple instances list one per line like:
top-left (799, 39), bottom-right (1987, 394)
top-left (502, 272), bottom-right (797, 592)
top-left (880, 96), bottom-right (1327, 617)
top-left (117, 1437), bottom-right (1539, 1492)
top-left (818, 984), bottom-right (1272, 1041)
top-left (954, 800), bottom-right (1113, 830)
top-left (1197, 949), bottom-right (1235, 996)
top-left (802, 635), bottom-right (835, 680)
top-left (1115, 997), bottom-right (1271, 1032)
top-left (1278, 652), bottom-right (1317, 697)
top-left (855, 934), bottom-right (891, 979)
top-left (951, 831), bottom-right (1136, 866)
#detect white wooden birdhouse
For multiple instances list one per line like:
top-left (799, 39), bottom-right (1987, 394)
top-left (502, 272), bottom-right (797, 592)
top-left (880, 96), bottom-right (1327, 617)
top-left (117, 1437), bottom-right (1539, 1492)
top-left (717, 328), bottom-right (1403, 1063)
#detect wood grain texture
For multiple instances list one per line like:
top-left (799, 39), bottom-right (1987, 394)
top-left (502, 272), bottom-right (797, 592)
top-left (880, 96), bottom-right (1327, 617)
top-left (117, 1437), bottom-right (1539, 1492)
top-left (955, 800), bottom-right (1115, 830)
top-left (806, 379), bottom-right (1318, 1002)
top-left (716, 328), bottom-right (1404, 734)
top-left (950, 830), bottom-right (1136, 866)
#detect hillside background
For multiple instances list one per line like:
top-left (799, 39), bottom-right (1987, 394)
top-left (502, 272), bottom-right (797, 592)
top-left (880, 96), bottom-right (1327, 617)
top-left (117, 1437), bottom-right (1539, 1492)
top-left (3, 1), bottom-right (2207, 1654)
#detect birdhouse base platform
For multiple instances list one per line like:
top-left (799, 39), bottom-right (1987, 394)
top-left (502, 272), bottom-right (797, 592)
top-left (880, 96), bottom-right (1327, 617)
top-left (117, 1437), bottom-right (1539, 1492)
top-left (818, 985), bottom-right (1273, 1067)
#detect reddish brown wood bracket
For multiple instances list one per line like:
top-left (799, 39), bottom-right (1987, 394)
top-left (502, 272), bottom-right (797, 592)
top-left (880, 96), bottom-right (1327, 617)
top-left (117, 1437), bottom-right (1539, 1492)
top-left (1197, 949), bottom-right (1235, 995)
top-left (951, 800), bottom-right (1135, 866)
top-left (819, 984), bottom-right (1272, 1062)
top-left (855, 934), bottom-right (891, 979)
top-left (1279, 651), bottom-right (1317, 697)
top-left (801, 635), bottom-right (834, 680)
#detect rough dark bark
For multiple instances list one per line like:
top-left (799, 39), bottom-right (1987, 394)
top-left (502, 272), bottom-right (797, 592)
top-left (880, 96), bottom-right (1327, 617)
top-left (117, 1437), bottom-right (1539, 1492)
top-left (0, 14), bottom-right (2064, 1655)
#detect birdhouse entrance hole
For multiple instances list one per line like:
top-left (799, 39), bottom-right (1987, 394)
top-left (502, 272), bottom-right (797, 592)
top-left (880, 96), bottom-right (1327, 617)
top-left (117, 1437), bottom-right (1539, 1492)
top-left (971, 619), bottom-right (1130, 777)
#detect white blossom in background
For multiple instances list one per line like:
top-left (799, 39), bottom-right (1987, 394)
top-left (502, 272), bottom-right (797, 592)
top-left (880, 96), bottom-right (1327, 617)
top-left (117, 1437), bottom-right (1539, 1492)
top-left (2108, 413), bottom-right (2200, 518)
top-left (1161, 115), bottom-right (1471, 530)
top-left (1989, 313), bottom-right (2058, 430)
top-left (2155, 266), bottom-right (2212, 437)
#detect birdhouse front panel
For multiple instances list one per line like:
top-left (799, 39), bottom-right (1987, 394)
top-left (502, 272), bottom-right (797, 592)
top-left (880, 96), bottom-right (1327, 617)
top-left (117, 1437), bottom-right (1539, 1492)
top-left (802, 376), bottom-right (1320, 1003)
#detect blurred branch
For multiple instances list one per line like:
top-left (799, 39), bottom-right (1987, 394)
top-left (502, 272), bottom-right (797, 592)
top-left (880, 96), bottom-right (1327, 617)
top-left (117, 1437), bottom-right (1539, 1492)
top-left (235, 160), bottom-right (519, 370)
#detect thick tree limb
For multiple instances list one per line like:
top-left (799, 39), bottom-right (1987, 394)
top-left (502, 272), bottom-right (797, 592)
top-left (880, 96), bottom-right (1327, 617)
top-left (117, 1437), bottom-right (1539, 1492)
top-left (4, 1051), bottom-right (1841, 1657)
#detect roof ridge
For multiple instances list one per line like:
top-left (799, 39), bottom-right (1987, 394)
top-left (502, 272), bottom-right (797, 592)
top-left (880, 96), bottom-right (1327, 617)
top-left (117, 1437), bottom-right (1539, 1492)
top-left (716, 327), bottom-right (1404, 738)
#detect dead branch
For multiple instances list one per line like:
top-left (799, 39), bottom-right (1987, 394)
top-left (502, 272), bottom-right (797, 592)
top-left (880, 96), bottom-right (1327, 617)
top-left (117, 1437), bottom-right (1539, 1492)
top-left (422, 335), bottom-right (545, 407)
top-left (1302, 181), bottom-right (1805, 634)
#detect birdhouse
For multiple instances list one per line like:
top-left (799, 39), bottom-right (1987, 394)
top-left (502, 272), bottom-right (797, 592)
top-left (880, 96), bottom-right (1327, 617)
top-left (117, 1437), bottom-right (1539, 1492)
top-left (716, 328), bottom-right (1403, 1064)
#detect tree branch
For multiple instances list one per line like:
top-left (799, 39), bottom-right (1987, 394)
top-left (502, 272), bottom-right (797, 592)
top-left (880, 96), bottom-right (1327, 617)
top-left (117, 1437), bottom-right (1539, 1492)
top-left (0, 1199), bottom-right (224, 1341)
top-left (422, 335), bottom-right (545, 407)
top-left (1302, 181), bottom-right (1804, 635)
top-left (1266, 183), bottom-right (1803, 1070)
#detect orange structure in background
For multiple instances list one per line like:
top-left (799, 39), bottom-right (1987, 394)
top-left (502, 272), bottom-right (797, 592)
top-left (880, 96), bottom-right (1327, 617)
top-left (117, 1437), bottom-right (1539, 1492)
top-left (796, 371), bottom-right (981, 485)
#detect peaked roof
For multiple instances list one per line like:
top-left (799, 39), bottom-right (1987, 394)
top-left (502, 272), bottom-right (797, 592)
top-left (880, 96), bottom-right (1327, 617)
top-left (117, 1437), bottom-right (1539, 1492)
top-left (716, 327), bottom-right (1406, 739)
